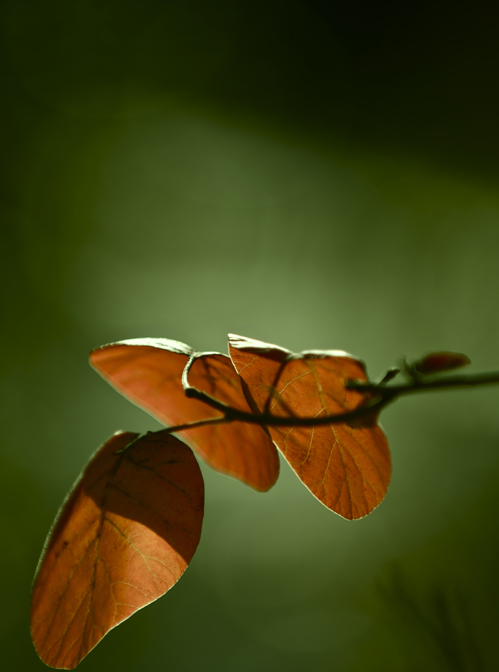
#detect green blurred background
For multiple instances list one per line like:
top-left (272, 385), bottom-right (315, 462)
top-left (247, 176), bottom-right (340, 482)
top-left (1, 1), bottom-right (499, 670)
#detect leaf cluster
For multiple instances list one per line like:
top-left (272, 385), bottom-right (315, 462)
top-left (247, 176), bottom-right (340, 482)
top-left (30, 334), bottom-right (495, 668)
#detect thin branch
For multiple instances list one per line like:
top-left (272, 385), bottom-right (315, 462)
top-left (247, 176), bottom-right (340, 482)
top-left (235, 399), bottom-right (386, 427)
top-left (174, 364), bottom-right (499, 434)
top-left (157, 396), bottom-right (387, 435)
top-left (153, 416), bottom-right (228, 435)
top-left (115, 416), bottom-right (229, 452)
top-left (346, 371), bottom-right (499, 396)
top-left (118, 356), bottom-right (498, 445)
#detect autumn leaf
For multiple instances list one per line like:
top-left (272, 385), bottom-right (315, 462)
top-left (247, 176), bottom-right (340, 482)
top-left (89, 339), bottom-right (279, 491)
top-left (30, 431), bottom-right (204, 669)
top-left (228, 335), bottom-right (391, 520)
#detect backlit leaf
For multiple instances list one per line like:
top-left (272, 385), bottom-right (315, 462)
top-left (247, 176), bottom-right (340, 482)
top-left (89, 339), bottom-right (279, 491)
top-left (228, 334), bottom-right (391, 520)
top-left (30, 431), bottom-right (204, 669)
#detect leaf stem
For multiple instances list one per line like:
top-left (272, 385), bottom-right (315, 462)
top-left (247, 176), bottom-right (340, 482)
top-left (157, 416), bottom-right (229, 434)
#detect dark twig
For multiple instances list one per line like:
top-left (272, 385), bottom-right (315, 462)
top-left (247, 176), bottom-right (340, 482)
top-left (162, 357), bottom-right (499, 437)
top-left (345, 371), bottom-right (499, 396)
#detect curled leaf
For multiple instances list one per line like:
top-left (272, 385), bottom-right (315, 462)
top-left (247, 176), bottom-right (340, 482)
top-left (413, 352), bottom-right (471, 375)
top-left (89, 339), bottom-right (279, 491)
top-left (30, 431), bottom-right (204, 669)
top-left (228, 334), bottom-right (391, 520)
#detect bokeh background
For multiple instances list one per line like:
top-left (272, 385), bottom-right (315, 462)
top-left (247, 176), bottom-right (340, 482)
top-left (1, 1), bottom-right (499, 670)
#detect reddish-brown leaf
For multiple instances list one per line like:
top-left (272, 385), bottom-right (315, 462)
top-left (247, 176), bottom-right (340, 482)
top-left (414, 351), bottom-right (471, 375)
top-left (30, 431), bottom-right (204, 669)
top-left (228, 335), bottom-right (391, 520)
top-left (89, 339), bottom-right (279, 491)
